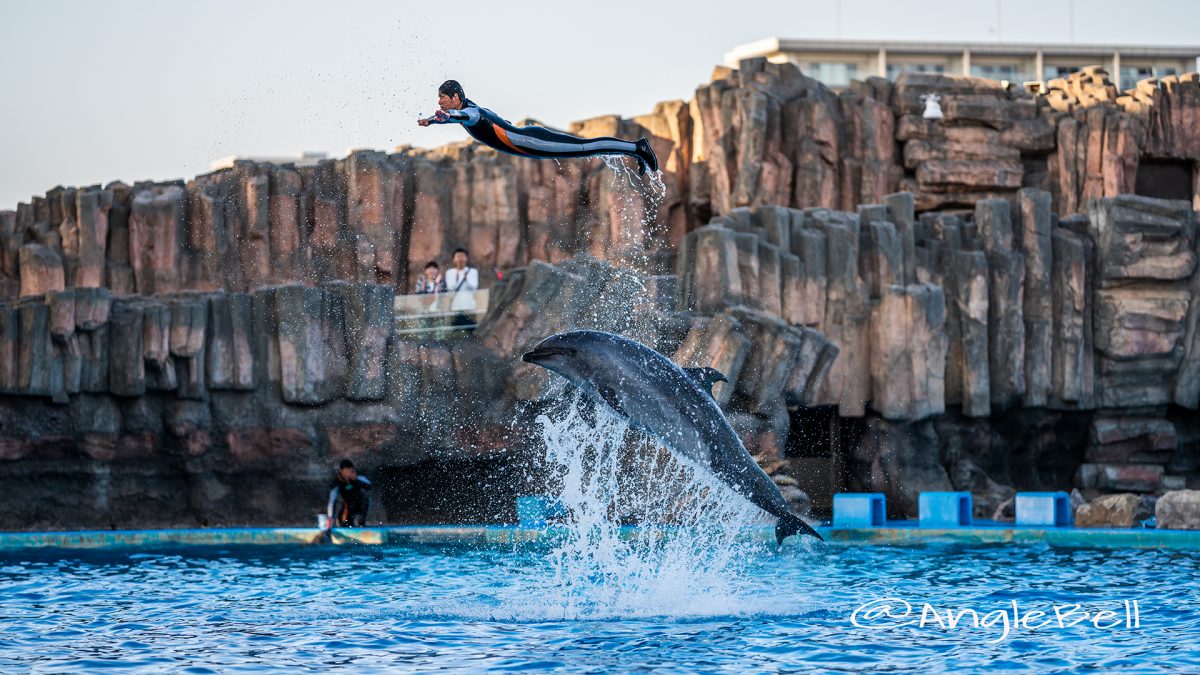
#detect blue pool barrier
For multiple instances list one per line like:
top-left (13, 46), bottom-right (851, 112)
top-left (832, 493), bottom-right (886, 528)
top-left (919, 492), bottom-right (973, 527)
top-left (1015, 492), bottom-right (1071, 527)
top-left (515, 495), bottom-right (567, 527)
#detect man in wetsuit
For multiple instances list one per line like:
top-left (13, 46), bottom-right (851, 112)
top-left (418, 80), bottom-right (659, 175)
top-left (326, 459), bottom-right (372, 529)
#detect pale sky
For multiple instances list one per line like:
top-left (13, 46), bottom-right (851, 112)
top-left (2, 0), bottom-right (1198, 208)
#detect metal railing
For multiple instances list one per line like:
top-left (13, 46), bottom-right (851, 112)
top-left (393, 288), bottom-right (490, 338)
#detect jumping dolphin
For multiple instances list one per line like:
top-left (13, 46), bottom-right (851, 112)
top-left (522, 330), bottom-right (823, 543)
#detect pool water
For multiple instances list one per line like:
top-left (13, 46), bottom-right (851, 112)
top-left (4, 398), bottom-right (1197, 673)
top-left (2, 540), bottom-right (1198, 673)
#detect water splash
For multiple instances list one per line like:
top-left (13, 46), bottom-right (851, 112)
top-left (599, 155), bottom-right (666, 197)
top-left (597, 154), bottom-right (669, 275)
top-left (484, 153), bottom-right (775, 619)
top-left (438, 149), bottom-right (776, 621)
top-left (516, 393), bottom-right (775, 619)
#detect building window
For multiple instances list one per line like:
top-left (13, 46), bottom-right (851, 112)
top-left (803, 62), bottom-right (859, 88)
top-left (886, 63), bottom-right (945, 79)
top-left (971, 63), bottom-right (1027, 82)
top-left (1157, 66), bottom-right (1178, 78)
top-left (1044, 65), bottom-right (1079, 80)
top-left (1120, 66), bottom-right (1154, 88)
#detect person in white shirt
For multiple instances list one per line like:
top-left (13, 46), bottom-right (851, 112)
top-left (444, 247), bottom-right (479, 323)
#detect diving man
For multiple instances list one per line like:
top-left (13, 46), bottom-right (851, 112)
top-left (418, 80), bottom-right (659, 175)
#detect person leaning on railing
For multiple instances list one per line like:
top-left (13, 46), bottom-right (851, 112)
top-left (445, 246), bottom-right (479, 326)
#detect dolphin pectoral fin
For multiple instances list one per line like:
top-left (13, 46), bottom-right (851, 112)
top-left (682, 367), bottom-right (728, 398)
top-left (596, 384), bottom-right (629, 418)
top-left (776, 512), bottom-right (823, 544)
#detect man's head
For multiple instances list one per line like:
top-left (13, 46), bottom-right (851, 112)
top-left (438, 80), bottom-right (465, 111)
top-left (424, 261), bottom-right (440, 279)
top-left (338, 459), bottom-right (357, 482)
top-left (453, 247), bottom-right (469, 268)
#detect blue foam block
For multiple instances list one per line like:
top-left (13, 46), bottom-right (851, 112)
top-left (833, 493), bottom-right (887, 528)
top-left (515, 495), bottom-right (566, 527)
top-left (1015, 491), bottom-right (1071, 527)
top-left (919, 492), bottom-right (973, 527)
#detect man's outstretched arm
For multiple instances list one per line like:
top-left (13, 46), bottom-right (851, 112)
top-left (418, 107), bottom-right (480, 127)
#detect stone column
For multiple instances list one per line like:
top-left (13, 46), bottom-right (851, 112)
top-left (1017, 189), bottom-right (1054, 407)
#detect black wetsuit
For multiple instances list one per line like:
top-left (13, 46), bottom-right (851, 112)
top-left (428, 99), bottom-right (659, 174)
top-left (327, 476), bottom-right (372, 527)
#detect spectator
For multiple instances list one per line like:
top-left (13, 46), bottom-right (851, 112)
top-left (444, 247), bottom-right (479, 325)
top-left (326, 459), bottom-right (372, 529)
top-left (414, 261), bottom-right (446, 294)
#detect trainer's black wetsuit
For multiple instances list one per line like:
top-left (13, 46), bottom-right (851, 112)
top-left (428, 99), bottom-right (659, 174)
top-left (327, 476), bottom-right (371, 528)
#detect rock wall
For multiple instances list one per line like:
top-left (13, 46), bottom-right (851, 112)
top-left (675, 191), bottom-right (1199, 515)
top-left (0, 280), bottom-right (530, 529)
top-left (0, 252), bottom-right (833, 529)
top-left (4, 63), bottom-right (1197, 304)
top-left (1, 59), bottom-right (1200, 528)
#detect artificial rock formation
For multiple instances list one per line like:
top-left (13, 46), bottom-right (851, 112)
top-left (1155, 489), bottom-right (1200, 530)
top-left (673, 191), bottom-right (1199, 516)
top-left (5, 65), bottom-right (1196, 305)
top-left (2, 58), bottom-right (1200, 527)
top-left (1074, 493), bottom-right (1151, 528)
top-left (0, 252), bottom-right (834, 529)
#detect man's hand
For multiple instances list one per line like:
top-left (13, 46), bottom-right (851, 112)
top-left (418, 110), bottom-right (449, 127)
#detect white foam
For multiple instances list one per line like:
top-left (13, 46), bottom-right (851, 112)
top-left (460, 395), bottom-right (778, 621)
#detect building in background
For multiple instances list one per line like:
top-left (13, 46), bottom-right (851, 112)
top-left (210, 151), bottom-right (327, 171)
top-left (725, 37), bottom-right (1200, 90)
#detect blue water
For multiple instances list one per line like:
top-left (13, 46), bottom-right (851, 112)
top-left (1, 540), bottom-right (1198, 673)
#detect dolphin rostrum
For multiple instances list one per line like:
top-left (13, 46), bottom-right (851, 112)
top-left (522, 329), bottom-right (823, 543)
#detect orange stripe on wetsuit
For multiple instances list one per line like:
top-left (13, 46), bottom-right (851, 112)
top-left (492, 126), bottom-right (527, 155)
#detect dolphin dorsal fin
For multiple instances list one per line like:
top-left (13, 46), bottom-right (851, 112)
top-left (683, 367), bottom-right (727, 398)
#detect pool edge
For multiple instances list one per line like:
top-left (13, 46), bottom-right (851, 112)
top-left (2, 523), bottom-right (1200, 552)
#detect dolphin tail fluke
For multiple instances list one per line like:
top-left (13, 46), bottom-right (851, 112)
top-left (776, 513), bottom-right (823, 544)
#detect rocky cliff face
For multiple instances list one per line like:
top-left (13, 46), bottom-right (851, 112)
top-left (0, 251), bottom-right (832, 529)
top-left (5, 64), bottom-right (1197, 303)
top-left (0, 281), bottom-right (520, 528)
top-left (672, 192), bottom-right (1198, 517)
top-left (1, 60), bottom-right (1199, 529)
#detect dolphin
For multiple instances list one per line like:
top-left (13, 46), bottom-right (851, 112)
top-left (522, 329), bottom-right (823, 543)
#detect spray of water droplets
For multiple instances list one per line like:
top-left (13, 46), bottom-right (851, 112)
top-left (503, 393), bottom-right (776, 620)
top-left (596, 154), bottom-right (668, 274)
top-left (482, 156), bottom-right (781, 619)
top-left (419, 152), bottom-right (785, 621)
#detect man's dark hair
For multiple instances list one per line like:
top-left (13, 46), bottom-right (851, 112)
top-left (424, 260), bottom-right (439, 270)
top-left (339, 459), bottom-right (355, 470)
top-left (439, 80), bottom-right (466, 101)
top-left (454, 247), bottom-right (469, 257)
